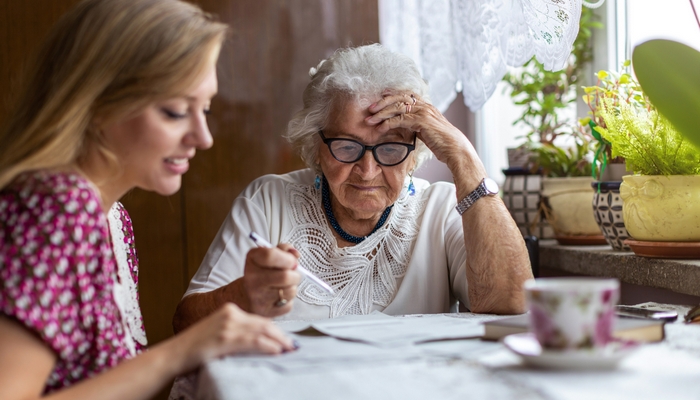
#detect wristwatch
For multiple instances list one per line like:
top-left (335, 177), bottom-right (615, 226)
top-left (455, 178), bottom-right (499, 215)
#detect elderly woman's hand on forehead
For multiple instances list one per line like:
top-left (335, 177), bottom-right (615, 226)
top-left (365, 92), bottom-right (478, 172)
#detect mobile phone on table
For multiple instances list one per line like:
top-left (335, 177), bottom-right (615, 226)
top-left (615, 305), bottom-right (678, 321)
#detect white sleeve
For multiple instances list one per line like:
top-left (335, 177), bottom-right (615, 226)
top-left (185, 171), bottom-right (310, 298)
top-left (184, 195), bottom-right (271, 296)
top-left (445, 210), bottom-right (469, 308)
top-left (444, 193), bottom-right (469, 310)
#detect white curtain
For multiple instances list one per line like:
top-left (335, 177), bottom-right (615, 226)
top-left (379, 0), bottom-right (583, 112)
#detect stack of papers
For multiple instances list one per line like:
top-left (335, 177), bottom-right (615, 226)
top-left (306, 312), bottom-right (484, 347)
top-left (226, 313), bottom-right (486, 374)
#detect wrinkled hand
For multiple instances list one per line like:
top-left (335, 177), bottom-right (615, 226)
top-left (365, 92), bottom-right (486, 177)
top-left (237, 243), bottom-right (301, 317)
top-left (176, 303), bottom-right (296, 372)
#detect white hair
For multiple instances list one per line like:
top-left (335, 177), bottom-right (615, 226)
top-left (285, 44), bottom-right (433, 174)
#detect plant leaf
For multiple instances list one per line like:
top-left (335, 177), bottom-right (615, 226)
top-left (633, 40), bottom-right (700, 149)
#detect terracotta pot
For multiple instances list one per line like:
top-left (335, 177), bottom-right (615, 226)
top-left (620, 175), bottom-right (700, 241)
top-left (541, 177), bottom-right (600, 236)
top-left (591, 182), bottom-right (631, 251)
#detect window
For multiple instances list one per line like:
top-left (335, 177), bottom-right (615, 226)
top-left (626, 0), bottom-right (700, 57)
top-left (478, 0), bottom-right (700, 184)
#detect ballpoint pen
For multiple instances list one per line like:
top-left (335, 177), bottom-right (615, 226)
top-left (248, 231), bottom-right (335, 295)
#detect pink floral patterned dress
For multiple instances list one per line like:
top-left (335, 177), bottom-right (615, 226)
top-left (0, 170), bottom-right (147, 393)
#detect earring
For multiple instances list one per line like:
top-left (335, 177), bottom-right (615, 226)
top-left (407, 172), bottom-right (416, 196)
top-left (315, 175), bottom-right (321, 190)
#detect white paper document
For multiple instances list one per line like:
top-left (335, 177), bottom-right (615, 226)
top-left (279, 312), bottom-right (484, 347)
top-left (229, 335), bottom-right (425, 374)
top-left (228, 313), bottom-right (484, 374)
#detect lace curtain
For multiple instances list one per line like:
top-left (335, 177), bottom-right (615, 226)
top-left (379, 0), bottom-right (590, 112)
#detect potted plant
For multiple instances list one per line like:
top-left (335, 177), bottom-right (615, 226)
top-left (591, 54), bottom-right (700, 251)
top-left (535, 136), bottom-right (603, 244)
top-left (502, 7), bottom-right (603, 243)
top-left (581, 63), bottom-right (634, 183)
top-left (580, 62), bottom-right (640, 250)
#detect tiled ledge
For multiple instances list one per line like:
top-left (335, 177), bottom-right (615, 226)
top-left (539, 240), bottom-right (700, 298)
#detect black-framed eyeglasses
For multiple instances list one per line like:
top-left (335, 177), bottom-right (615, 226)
top-left (318, 131), bottom-right (416, 167)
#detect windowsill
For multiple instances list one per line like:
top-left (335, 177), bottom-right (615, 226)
top-left (539, 240), bottom-right (700, 298)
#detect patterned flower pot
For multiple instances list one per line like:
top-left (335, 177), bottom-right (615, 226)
top-left (591, 182), bottom-right (631, 251)
top-left (621, 175), bottom-right (700, 241)
top-left (502, 168), bottom-right (554, 239)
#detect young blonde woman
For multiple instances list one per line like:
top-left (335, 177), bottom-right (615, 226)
top-left (0, 0), bottom-right (295, 399)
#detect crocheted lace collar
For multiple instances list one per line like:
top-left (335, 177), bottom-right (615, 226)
top-left (284, 180), bottom-right (425, 317)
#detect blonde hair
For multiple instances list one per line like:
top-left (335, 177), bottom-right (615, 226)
top-left (0, 0), bottom-right (228, 189)
top-left (285, 44), bottom-right (433, 174)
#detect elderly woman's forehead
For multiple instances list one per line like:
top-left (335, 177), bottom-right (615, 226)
top-left (377, 127), bottom-right (413, 140)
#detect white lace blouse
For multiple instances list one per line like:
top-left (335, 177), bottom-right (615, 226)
top-left (185, 169), bottom-right (469, 320)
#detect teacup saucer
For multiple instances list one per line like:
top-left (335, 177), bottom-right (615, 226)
top-left (503, 333), bottom-right (640, 370)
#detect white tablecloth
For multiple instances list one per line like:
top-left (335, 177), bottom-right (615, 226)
top-left (196, 312), bottom-right (700, 400)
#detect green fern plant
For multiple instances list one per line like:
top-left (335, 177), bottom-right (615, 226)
top-left (595, 97), bottom-right (700, 175)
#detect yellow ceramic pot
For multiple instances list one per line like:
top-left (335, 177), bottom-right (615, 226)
top-left (620, 175), bottom-right (700, 241)
top-left (541, 177), bottom-right (600, 236)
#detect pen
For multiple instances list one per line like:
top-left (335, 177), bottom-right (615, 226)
top-left (248, 231), bottom-right (335, 295)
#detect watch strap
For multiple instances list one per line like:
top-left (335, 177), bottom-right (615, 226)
top-left (455, 178), bottom-right (496, 215)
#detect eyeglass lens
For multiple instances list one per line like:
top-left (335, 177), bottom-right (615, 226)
top-left (329, 140), bottom-right (410, 166)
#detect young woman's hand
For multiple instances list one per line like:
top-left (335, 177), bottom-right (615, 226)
top-left (171, 302), bottom-right (296, 373)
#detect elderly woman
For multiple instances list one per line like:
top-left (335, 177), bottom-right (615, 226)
top-left (173, 44), bottom-right (532, 327)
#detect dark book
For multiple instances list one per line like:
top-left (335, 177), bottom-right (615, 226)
top-left (482, 314), bottom-right (665, 342)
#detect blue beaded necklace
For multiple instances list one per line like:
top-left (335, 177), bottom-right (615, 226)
top-left (321, 176), bottom-right (393, 244)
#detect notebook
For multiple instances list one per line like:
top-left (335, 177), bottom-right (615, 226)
top-left (482, 314), bottom-right (665, 342)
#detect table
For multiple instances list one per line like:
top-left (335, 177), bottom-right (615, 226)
top-left (196, 310), bottom-right (700, 400)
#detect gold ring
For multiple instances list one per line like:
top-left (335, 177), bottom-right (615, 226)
top-left (275, 288), bottom-right (288, 307)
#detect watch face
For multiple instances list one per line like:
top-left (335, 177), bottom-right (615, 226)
top-left (483, 178), bottom-right (499, 194)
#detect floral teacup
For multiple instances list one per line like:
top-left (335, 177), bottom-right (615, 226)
top-left (524, 278), bottom-right (620, 351)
